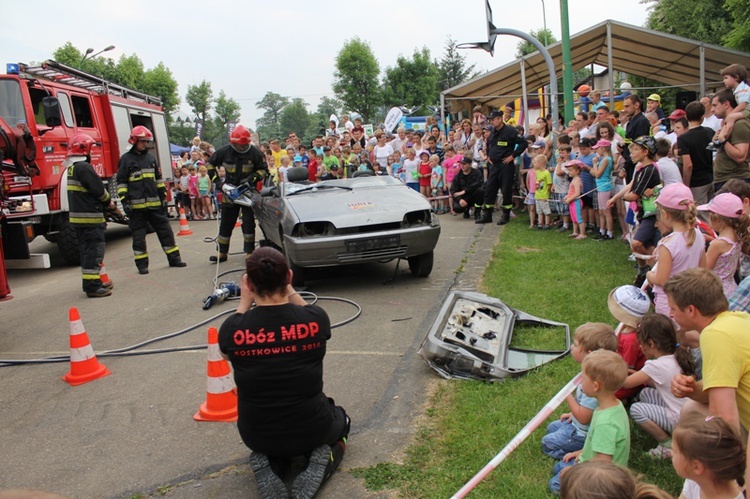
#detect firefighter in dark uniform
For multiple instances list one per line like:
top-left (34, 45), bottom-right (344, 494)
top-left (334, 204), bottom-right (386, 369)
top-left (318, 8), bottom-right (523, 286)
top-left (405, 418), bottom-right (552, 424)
top-left (116, 125), bottom-right (186, 274)
top-left (66, 133), bottom-right (115, 297)
top-left (476, 110), bottom-right (528, 225)
top-left (206, 125), bottom-right (267, 263)
top-left (450, 156), bottom-right (485, 220)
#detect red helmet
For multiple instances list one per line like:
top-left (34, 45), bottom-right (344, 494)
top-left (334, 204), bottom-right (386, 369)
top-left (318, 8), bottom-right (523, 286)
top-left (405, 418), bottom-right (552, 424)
top-left (128, 125), bottom-right (154, 145)
top-left (67, 133), bottom-right (96, 157)
top-left (230, 125), bottom-right (251, 145)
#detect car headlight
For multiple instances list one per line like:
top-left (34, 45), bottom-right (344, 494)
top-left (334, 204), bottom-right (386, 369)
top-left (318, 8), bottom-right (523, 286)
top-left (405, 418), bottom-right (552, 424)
top-left (403, 209), bottom-right (432, 227)
top-left (292, 221), bottom-right (336, 237)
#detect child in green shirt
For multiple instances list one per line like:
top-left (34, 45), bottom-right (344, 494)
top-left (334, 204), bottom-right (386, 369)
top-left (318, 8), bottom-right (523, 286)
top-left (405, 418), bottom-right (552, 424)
top-left (549, 349), bottom-right (630, 494)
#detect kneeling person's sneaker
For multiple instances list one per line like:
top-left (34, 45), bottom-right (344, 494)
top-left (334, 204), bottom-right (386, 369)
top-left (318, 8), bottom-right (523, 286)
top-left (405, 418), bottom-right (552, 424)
top-left (647, 444), bottom-right (672, 459)
top-left (249, 452), bottom-right (289, 499)
top-left (291, 445), bottom-right (330, 499)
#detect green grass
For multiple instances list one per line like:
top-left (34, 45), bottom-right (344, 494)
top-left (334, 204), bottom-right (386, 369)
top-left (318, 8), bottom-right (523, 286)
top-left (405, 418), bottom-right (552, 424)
top-left (353, 213), bottom-right (684, 498)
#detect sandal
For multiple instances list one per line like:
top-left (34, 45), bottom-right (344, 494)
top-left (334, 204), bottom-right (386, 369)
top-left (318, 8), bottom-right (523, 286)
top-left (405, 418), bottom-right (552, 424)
top-left (568, 233), bottom-right (578, 238)
top-left (575, 234), bottom-right (587, 240)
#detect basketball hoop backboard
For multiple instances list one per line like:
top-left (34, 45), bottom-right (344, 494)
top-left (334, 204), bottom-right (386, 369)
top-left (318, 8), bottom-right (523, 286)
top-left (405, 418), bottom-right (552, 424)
top-left (456, 0), bottom-right (496, 56)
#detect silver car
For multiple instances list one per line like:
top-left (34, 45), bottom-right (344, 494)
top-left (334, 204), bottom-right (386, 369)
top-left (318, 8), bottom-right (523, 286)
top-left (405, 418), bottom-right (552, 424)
top-left (251, 168), bottom-right (441, 285)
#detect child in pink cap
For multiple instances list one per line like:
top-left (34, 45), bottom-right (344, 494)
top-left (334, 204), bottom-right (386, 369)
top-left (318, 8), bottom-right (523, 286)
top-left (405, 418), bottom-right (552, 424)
top-left (697, 193), bottom-right (750, 297)
top-left (646, 183), bottom-right (706, 317)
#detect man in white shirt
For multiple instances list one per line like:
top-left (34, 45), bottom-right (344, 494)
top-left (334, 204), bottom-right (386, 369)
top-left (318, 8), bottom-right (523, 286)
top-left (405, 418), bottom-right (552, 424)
top-left (700, 94), bottom-right (723, 132)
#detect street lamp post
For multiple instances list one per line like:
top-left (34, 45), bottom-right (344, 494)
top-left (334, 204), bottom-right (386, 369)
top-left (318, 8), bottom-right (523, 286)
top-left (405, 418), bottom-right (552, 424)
top-left (78, 45), bottom-right (115, 69)
top-left (541, 0), bottom-right (548, 46)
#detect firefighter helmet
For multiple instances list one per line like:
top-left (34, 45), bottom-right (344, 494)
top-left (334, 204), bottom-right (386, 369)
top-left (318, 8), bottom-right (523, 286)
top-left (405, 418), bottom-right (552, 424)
top-left (128, 125), bottom-right (153, 145)
top-left (67, 133), bottom-right (96, 157)
top-left (230, 125), bottom-right (251, 145)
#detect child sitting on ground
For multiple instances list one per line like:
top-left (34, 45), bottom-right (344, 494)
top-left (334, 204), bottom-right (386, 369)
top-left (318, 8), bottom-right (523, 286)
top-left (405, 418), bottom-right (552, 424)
top-left (548, 349), bottom-right (631, 494)
top-left (621, 313), bottom-right (695, 459)
top-left (646, 183), bottom-right (706, 317)
top-left (560, 461), bottom-right (672, 499)
top-left (533, 154), bottom-right (552, 230)
top-left (542, 323), bottom-right (618, 461)
top-left (607, 284), bottom-right (650, 400)
top-left (671, 413), bottom-right (746, 499)
top-left (697, 193), bottom-right (750, 297)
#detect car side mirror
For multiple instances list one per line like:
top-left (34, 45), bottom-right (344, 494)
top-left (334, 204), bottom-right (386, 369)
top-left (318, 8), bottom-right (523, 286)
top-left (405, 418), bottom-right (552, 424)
top-left (260, 185), bottom-right (278, 197)
top-left (42, 97), bottom-right (62, 128)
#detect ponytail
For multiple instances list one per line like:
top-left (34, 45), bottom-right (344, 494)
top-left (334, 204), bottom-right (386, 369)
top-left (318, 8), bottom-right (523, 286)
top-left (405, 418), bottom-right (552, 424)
top-left (636, 313), bottom-right (694, 375)
top-left (660, 204), bottom-right (698, 246)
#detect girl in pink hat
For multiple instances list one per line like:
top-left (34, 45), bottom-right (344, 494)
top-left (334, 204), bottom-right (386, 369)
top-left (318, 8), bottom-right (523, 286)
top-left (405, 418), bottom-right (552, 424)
top-left (697, 193), bottom-right (750, 297)
top-left (646, 183), bottom-right (706, 316)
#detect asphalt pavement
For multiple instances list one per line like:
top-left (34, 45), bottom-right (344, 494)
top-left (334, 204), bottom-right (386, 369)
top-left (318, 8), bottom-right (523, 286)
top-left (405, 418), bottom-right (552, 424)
top-left (0, 211), bottom-right (501, 498)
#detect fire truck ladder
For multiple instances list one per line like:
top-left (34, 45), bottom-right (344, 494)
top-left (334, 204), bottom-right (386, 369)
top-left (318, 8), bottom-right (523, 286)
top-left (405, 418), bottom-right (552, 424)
top-left (17, 60), bottom-right (162, 106)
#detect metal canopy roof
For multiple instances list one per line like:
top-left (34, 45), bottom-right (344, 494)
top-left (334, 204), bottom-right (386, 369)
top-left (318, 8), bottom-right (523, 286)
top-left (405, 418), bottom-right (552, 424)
top-left (443, 19), bottom-right (750, 111)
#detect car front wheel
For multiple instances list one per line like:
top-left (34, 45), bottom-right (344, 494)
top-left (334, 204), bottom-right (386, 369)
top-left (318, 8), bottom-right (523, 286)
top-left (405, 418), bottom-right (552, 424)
top-left (407, 251), bottom-right (433, 277)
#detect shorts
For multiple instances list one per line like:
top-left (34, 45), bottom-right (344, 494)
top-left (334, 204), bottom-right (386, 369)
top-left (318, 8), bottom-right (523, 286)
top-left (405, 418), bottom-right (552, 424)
top-left (597, 190), bottom-right (612, 209)
top-left (581, 195), bottom-right (594, 209)
top-left (569, 199), bottom-right (583, 224)
top-left (199, 189), bottom-right (209, 197)
top-left (553, 193), bottom-right (569, 215)
top-left (535, 198), bottom-right (551, 215)
top-left (525, 192), bottom-right (536, 206)
top-left (633, 216), bottom-right (661, 248)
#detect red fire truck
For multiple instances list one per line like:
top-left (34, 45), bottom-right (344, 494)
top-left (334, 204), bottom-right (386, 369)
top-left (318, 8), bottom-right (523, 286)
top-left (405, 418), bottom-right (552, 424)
top-left (0, 60), bottom-right (173, 270)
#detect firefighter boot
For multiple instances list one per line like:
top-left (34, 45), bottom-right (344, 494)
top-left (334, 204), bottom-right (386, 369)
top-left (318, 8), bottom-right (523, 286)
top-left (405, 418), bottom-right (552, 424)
top-left (497, 209), bottom-right (511, 226)
top-left (475, 208), bottom-right (493, 224)
top-left (136, 260), bottom-right (149, 275)
top-left (168, 252), bottom-right (187, 268)
top-left (209, 254), bottom-right (228, 263)
top-left (87, 287), bottom-right (113, 298)
top-left (474, 207), bottom-right (483, 221)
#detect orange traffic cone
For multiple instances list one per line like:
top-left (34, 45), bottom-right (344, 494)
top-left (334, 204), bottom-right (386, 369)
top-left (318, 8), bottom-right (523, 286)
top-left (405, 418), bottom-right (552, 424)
top-left (194, 327), bottom-right (238, 422)
top-left (99, 262), bottom-right (112, 288)
top-left (62, 307), bottom-right (111, 386)
top-left (234, 215), bottom-right (241, 228)
top-left (177, 208), bottom-right (193, 236)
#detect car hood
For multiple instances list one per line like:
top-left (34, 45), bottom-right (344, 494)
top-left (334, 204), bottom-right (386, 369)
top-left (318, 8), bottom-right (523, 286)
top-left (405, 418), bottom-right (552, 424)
top-left (285, 180), bottom-right (431, 227)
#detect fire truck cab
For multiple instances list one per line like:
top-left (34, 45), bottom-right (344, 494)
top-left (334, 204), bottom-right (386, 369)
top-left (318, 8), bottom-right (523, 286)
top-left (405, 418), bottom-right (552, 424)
top-left (0, 60), bottom-right (172, 268)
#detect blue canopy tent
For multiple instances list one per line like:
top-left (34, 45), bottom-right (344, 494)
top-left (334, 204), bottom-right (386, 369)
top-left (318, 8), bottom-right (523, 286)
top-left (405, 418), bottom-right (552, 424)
top-left (170, 143), bottom-right (190, 155)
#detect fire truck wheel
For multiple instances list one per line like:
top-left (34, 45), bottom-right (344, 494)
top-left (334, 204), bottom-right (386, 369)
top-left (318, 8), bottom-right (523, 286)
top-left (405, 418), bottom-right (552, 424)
top-left (56, 215), bottom-right (81, 266)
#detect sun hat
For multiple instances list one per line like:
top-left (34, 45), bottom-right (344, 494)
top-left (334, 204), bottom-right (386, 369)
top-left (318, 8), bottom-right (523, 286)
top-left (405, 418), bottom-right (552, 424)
top-left (697, 193), bottom-right (744, 218)
top-left (656, 182), bottom-right (694, 210)
top-left (608, 285), bottom-right (650, 328)
top-left (579, 137), bottom-right (596, 148)
top-left (531, 139), bottom-right (546, 149)
top-left (592, 139), bottom-right (611, 149)
top-left (460, 156), bottom-right (473, 165)
top-left (419, 150), bottom-right (430, 158)
top-left (647, 94), bottom-right (661, 103)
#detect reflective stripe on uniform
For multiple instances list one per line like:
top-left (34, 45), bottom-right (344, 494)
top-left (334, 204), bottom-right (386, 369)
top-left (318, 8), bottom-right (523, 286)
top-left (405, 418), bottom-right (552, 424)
top-left (164, 246), bottom-right (179, 254)
top-left (217, 235), bottom-right (230, 245)
top-left (67, 185), bottom-right (88, 192)
top-left (206, 373), bottom-right (235, 394)
top-left (134, 252), bottom-right (149, 260)
top-left (82, 273), bottom-right (101, 280)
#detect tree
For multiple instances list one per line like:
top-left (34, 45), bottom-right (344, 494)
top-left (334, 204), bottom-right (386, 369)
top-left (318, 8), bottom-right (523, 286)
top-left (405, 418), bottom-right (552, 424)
top-left (255, 92), bottom-right (289, 140)
top-left (185, 80), bottom-right (213, 127)
top-left (436, 36), bottom-right (477, 92)
top-left (515, 29), bottom-right (558, 58)
top-left (142, 62), bottom-right (179, 119)
top-left (214, 91), bottom-right (241, 127)
top-left (332, 37), bottom-right (381, 123)
top-left (52, 43), bottom-right (179, 123)
top-left (382, 47), bottom-right (440, 112)
top-left (280, 98), bottom-right (313, 142)
top-left (644, 0), bottom-right (731, 46)
top-left (723, 0), bottom-right (750, 49)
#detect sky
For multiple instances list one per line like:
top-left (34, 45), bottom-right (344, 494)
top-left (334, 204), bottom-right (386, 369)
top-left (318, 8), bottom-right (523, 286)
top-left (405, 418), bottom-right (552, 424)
top-left (0, 0), bottom-right (651, 130)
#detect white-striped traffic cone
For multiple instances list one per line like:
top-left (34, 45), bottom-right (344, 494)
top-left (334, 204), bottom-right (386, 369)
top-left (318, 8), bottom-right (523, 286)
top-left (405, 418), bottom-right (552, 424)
top-left (193, 327), bottom-right (238, 422)
top-left (62, 307), bottom-right (111, 386)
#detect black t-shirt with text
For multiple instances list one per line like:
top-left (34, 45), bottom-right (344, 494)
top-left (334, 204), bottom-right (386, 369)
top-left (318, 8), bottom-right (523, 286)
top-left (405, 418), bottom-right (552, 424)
top-left (219, 304), bottom-right (334, 457)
